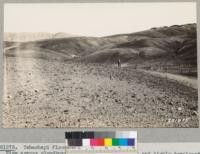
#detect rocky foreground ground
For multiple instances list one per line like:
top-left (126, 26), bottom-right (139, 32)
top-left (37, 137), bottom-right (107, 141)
top-left (3, 56), bottom-right (198, 128)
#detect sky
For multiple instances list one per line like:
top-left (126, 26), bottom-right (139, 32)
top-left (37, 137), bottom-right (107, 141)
top-left (4, 2), bottom-right (196, 37)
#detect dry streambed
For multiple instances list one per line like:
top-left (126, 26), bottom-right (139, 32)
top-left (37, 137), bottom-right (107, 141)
top-left (3, 57), bottom-right (198, 128)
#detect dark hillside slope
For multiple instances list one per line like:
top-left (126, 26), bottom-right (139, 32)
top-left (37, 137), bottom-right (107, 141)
top-left (18, 36), bottom-right (129, 59)
top-left (82, 24), bottom-right (197, 67)
top-left (11, 23), bottom-right (196, 69)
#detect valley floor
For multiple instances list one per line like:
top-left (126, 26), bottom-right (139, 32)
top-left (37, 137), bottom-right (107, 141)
top-left (3, 55), bottom-right (198, 128)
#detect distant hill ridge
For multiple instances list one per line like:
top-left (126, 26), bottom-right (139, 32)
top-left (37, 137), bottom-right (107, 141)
top-left (4, 32), bottom-right (76, 42)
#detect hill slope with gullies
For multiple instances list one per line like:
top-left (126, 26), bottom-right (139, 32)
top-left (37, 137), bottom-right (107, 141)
top-left (6, 23), bottom-right (197, 74)
top-left (83, 23), bottom-right (197, 66)
top-left (21, 24), bottom-right (196, 64)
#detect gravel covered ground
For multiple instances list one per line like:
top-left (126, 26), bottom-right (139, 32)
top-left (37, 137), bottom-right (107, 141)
top-left (3, 50), bottom-right (198, 128)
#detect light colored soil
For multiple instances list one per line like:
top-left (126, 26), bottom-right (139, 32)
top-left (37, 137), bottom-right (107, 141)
top-left (3, 49), bottom-right (198, 128)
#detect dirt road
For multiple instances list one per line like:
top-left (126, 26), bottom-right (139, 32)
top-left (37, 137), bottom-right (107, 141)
top-left (138, 69), bottom-right (198, 89)
top-left (3, 49), bottom-right (198, 128)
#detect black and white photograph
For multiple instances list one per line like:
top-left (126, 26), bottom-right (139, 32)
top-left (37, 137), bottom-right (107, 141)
top-left (3, 2), bottom-right (198, 128)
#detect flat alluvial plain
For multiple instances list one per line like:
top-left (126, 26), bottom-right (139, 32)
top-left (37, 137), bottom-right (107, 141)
top-left (3, 55), bottom-right (198, 128)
